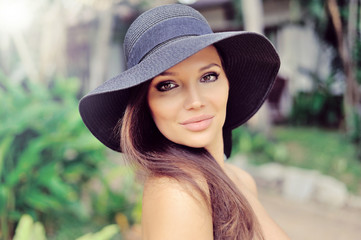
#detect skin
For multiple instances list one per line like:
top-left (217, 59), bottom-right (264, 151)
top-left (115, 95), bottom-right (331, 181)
top-left (147, 45), bottom-right (228, 167)
top-left (143, 46), bottom-right (290, 240)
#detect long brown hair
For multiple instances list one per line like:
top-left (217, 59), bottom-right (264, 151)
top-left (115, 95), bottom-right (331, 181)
top-left (118, 79), bottom-right (264, 240)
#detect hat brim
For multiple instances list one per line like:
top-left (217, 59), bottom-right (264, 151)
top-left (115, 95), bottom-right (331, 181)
top-left (79, 31), bottom-right (280, 152)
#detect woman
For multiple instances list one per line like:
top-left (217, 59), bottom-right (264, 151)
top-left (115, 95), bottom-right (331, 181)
top-left (79, 4), bottom-right (289, 240)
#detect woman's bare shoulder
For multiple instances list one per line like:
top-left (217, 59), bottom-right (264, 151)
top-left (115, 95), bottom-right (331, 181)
top-left (143, 175), bottom-right (209, 201)
top-left (142, 176), bottom-right (213, 240)
top-left (224, 163), bottom-right (290, 239)
top-left (224, 162), bottom-right (258, 196)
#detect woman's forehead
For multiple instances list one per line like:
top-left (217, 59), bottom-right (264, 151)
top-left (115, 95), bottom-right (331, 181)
top-left (160, 45), bottom-right (222, 74)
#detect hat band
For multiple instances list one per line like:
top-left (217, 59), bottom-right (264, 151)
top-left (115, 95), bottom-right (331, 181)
top-left (139, 34), bottom-right (197, 63)
top-left (126, 17), bottom-right (213, 69)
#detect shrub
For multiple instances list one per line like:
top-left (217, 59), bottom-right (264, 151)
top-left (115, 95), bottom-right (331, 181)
top-left (0, 73), bottom-right (110, 239)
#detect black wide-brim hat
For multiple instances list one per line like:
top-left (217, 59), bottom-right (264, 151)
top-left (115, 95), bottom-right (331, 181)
top-left (79, 4), bottom-right (280, 157)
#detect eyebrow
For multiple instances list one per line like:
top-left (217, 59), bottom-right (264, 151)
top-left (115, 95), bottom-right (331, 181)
top-left (159, 63), bottom-right (221, 76)
top-left (158, 71), bottom-right (176, 76)
top-left (199, 63), bottom-right (221, 72)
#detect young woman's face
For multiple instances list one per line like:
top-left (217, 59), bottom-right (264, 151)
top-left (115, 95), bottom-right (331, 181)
top-left (147, 45), bottom-right (229, 153)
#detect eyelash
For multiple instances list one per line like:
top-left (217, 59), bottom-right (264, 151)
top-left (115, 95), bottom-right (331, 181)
top-left (156, 81), bottom-right (178, 92)
top-left (201, 72), bottom-right (219, 83)
top-left (155, 72), bottom-right (220, 92)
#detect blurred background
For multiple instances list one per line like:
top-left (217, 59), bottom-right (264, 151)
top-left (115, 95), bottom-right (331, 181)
top-left (0, 0), bottom-right (360, 239)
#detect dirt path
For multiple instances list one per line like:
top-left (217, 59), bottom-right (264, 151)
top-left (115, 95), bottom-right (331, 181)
top-left (259, 188), bottom-right (361, 240)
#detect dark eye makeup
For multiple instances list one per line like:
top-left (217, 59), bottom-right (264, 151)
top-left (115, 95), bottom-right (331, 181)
top-left (155, 81), bottom-right (178, 92)
top-left (201, 72), bottom-right (220, 83)
top-left (154, 72), bottom-right (220, 92)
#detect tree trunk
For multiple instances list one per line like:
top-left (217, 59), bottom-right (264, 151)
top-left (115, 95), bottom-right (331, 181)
top-left (39, 1), bottom-right (67, 83)
top-left (327, 0), bottom-right (360, 138)
top-left (88, 8), bottom-right (113, 91)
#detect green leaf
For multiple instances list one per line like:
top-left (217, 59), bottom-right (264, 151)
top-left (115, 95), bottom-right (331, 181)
top-left (0, 185), bottom-right (10, 215)
top-left (63, 163), bottom-right (88, 182)
top-left (13, 214), bottom-right (34, 240)
top-left (0, 135), bottom-right (13, 179)
top-left (23, 189), bottom-right (62, 211)
top-left (46, 177), bottom-right (78, 202)
top-left (13, 214), bottom-right (47, 240)
top-left (6, 138), bottom-right (48, 187)
top-left (0, 74), bottom-right (118, 233)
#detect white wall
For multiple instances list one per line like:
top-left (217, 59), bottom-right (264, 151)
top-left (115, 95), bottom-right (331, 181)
top-left (276, 24), bottom-right (340, 95)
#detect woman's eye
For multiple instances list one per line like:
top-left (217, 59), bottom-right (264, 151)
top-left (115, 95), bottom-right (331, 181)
top-left (201, 72), bottom-right (219, 83)
top-left (156, 81), bottom-right (177, 92)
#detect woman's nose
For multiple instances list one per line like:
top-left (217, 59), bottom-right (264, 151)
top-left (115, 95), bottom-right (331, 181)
top-left (184, 85), bottom-right (204, 110)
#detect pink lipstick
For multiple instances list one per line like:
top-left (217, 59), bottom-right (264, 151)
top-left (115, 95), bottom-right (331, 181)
top-left (180, 115), bottom-right (214, 132)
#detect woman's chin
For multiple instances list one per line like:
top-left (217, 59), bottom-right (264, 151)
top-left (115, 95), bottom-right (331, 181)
top-left (175, 135), bottom-right (217, 150)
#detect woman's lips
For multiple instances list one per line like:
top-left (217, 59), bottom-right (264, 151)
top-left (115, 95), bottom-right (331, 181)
top-left (180, 115), bottom-right (214, 132)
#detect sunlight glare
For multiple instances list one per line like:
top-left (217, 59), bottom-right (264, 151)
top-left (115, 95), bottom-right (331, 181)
top-left (0, 1), bottom-right (33, 33)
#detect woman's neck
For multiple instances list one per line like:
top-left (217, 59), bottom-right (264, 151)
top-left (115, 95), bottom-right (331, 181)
top-left (205, 133), bottom-right (225, 169)
top-left (211, 148), bottom-right (225, 169)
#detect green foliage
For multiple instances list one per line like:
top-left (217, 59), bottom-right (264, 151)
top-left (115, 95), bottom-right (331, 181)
top-left (89, 165), bottom-right (142, 225)
top-left (290, 91), bottom-right (343, 127)
top-left (307, 0), bottom-right (325, 19)
top-left (296, 0), bottom-right (349, 42)
top-left (289, 71), bottom-right (343, 127)
top-left (0, 72), bottom-right (116, 239)
top-left (13, 215), bottom-right (46, 240)
top-left (231, 127), bottom-right (289, 165)
top-left (293, 0), bottom-right (361, 144)
top-left (12, 214), bottom-right (120, 240)
top-left (346, 108), bottom-right (361, 160)
top-left (231, 0), bottom-right (243, 26)
top-left (292, 0), bottom-right (329, 42)
top-left (273, 127), bottom-right (361, 193)
top-left (301, 0), bottom-right (327, 31)
top-left (231, 126), bottom-right (361, 194)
